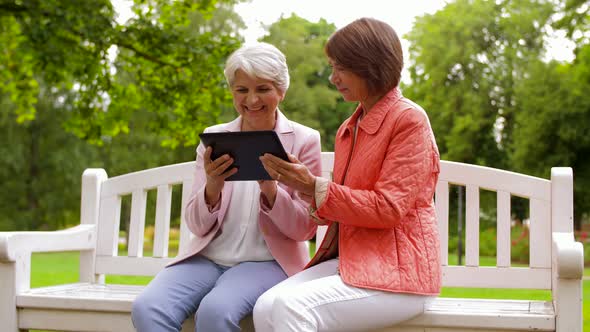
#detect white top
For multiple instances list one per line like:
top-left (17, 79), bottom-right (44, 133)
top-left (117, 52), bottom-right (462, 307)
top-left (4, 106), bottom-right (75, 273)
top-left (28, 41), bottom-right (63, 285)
top-left (200, 181), bottom-right (274, 266)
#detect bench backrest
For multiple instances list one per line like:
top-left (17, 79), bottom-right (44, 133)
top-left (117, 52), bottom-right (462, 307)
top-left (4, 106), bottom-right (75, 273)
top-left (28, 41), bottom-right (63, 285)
top-left (85, 152), bottom-right (572, 290)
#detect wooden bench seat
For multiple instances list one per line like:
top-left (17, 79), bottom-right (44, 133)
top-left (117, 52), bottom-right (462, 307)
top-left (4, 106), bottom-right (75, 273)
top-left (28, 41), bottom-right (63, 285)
top-left (1, 152), bottom-right (583, 331)
top-left (16, 283), bottom-right (555, 332)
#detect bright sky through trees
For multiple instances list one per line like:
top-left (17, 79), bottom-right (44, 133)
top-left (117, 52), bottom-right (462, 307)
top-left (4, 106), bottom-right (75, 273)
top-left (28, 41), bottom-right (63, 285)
top-left (113, 0), bottom-right (576, 65)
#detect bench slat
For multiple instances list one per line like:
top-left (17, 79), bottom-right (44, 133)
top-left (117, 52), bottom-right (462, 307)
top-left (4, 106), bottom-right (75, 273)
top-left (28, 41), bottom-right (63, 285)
top-left (17, 283), bottom-right (141, 312)
top-left (18, 309), bottom-right (136, 332)
top-left (100, 162), bottom-right (194, 198)
top-left (128, 189), bottom-right (147, 258)
top-left (530, 198), bottom-right (551, 269)
top-left (96, 256), bottom-right (173, 276)
top-left (465, 185), bottom-right (480, 267)
top-left (442, 266), bottom-right (551, 289)
top-left (439, 161), bottom-right (550, 201)
top-left (94, 255), bottom-right (554, 289)
top-left (153, 185), bottom-right (172, 258)
top-left (97, 196), bottom-right (122, 257)
top-left (496, 190), bottom-right (511, 267)
top-left (320, 152), bottom-right (334, 180)
top-left (178, 180), bottom-right (193, 254)
top-left (402, 300), bottom-right (555, 331)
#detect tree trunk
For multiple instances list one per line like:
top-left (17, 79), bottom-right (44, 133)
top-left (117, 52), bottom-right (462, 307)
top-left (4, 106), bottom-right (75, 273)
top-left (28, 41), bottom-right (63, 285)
top-left (25, 122), bottom-right (40, 230)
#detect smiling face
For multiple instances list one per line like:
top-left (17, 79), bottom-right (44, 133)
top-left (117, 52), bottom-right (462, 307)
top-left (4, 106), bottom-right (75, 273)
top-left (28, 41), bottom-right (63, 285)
top-left (231, 69), bottom-right (285, 131)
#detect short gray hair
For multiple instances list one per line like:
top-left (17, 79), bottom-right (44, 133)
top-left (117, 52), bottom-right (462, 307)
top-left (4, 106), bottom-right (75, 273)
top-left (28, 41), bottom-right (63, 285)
top-left (224, 42), bottom-right (290, 94)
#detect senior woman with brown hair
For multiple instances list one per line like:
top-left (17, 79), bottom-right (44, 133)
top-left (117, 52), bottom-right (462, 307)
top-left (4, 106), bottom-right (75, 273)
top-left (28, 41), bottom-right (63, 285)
top-left (254, 18), bottom-right (442, 332)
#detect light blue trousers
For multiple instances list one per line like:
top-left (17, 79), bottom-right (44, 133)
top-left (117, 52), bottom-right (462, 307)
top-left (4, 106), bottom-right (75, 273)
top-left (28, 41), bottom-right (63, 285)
top-left (131, 254), bottom-right (287, 332)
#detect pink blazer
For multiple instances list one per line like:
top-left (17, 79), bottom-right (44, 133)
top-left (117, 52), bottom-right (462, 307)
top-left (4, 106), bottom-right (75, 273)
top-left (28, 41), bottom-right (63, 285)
top-left (169, 110), bottom-right (322, 276)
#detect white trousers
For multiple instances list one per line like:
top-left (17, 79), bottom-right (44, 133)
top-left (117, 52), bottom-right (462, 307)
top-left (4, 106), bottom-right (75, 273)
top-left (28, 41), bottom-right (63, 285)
top-left (253, 259), bottom-right (436, 332)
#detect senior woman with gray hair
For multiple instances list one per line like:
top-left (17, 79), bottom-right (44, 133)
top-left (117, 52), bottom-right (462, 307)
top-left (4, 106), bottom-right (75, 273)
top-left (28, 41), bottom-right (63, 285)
top-left (131, 42), bottom-right (322, 332)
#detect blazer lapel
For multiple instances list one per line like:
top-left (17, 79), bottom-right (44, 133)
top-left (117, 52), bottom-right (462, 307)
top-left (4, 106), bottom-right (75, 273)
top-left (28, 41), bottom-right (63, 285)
top-left (223, 117), bottom-right (242, 132)
top-left (274, 109), bottom-right (295, 154)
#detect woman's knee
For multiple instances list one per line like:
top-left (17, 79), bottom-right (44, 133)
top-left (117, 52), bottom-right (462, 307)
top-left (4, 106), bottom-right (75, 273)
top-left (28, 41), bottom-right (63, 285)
top-left (270, 292), bottom-right (316, 331)
top-left (271, 292), bottom-right (299, 317)
top-left (132, 289), bottom-right (181, 331)
top-left (252, 290), bottom-right (276, 330)
top-left (196, 293), bottom-right (241, 330)
top-left (131, 291), bottom-right (154, 323)
top-left (132, 292), bottom-right (164, 329)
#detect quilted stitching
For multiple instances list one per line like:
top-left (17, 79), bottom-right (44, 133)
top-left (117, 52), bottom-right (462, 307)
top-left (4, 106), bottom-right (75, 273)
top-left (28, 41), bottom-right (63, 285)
top-left (315, 87), bottom-right (441, 295)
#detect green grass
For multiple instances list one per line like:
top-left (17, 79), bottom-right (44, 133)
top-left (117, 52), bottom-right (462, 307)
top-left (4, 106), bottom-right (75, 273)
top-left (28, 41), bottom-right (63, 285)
top-left (586, 280), bottom-right (590, 331)
top-left (29, 251), bottom-right (588, 330)
top-left (31, 251), bottom-right (153, 287)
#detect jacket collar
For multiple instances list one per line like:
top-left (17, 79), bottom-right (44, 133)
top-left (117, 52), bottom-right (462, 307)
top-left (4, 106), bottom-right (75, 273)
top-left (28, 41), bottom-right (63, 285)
top-left (340, 87), bottom-right (402, 137)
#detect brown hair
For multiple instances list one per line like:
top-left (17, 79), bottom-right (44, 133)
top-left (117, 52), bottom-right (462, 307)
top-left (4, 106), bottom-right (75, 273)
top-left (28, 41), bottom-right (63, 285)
top-left (325, 18), bottom-right (403, 96)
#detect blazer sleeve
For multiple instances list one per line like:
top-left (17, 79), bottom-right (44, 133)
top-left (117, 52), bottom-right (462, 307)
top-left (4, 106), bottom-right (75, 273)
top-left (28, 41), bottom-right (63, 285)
top-left (260, 129), bottom-right (322, 241)
top-left (317, 110), bottom-right (440, 229)
top-left (184, 138), bottom-right (223, 237)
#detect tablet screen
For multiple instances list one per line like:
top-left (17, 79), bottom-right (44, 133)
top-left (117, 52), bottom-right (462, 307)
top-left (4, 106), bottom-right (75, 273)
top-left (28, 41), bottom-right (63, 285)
top-left (198, 130), bottom-right (289, 181)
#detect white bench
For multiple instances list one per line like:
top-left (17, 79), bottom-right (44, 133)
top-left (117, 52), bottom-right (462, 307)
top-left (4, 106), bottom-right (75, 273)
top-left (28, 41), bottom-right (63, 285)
top-left (0, 152), bottom-right (583, 332)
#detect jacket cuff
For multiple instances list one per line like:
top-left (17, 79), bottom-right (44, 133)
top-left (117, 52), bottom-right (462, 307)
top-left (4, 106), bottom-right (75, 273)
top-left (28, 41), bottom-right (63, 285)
top-left (309, 177), bottom-right (330, 225)
top-left (260, 185), bottom-right (287, 216)
top-left (204, 190), bottom-right (222, 213)
top-left (206, 199), bottom-right (221, 213)
top-left (314, 177), bottom-right (330, 207)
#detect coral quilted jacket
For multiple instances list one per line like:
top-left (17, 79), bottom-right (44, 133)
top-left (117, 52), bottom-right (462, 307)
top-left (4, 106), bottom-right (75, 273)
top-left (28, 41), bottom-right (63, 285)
top-left (312, 87), bottom-right (442, 295)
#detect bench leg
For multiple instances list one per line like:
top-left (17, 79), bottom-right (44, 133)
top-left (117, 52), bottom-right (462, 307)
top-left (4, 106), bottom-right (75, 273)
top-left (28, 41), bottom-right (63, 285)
top-left (554, 277), bottom-right (583, 332)
top-left (0, 253), bottom-right (31, 332)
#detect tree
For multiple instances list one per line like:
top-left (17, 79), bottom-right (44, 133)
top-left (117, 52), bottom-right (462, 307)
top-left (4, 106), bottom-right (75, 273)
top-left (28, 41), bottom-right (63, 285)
top-left (260, 14), bottom-right (353, 151)
top-left (404, 0), bottom-right (554, 167)
top-left (553, 0), bottom-right (589, 46)
top-left (403, 0), bottom-right (557, 227)
top-left (510, 44), bottom-right (590, 228)
top-left (0, 1), bottom-right (246, 231)
top-left (0, 83), bottom-right (101, 231)
top-left (0, 0), bottom-right (244, 148)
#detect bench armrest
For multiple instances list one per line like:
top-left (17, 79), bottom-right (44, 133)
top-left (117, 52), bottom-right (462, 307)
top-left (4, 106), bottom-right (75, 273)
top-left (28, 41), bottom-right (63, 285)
top-left (552, 231), bottom-right (583, 331)
top-left (0, 224), bottom-right (96, 262)
top-left (552, 232), bottom-right (584, 279)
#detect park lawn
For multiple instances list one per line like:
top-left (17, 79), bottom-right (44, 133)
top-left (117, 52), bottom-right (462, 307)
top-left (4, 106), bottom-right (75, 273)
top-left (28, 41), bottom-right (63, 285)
top-left (31, 251), bottom-right (153, 287)
top-left (30, 251), bottom-right (588, 330)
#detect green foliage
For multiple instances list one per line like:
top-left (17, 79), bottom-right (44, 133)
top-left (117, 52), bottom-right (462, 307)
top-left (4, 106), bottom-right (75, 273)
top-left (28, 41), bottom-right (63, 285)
top-left (583, 240), bottom-right (590, 266)
top-left (0, 82), bottom-right (195, 231)
top-left (0, 0), bottom-right (244, 148)
top-left (404, 0), bottom-right (554, 167)
top-left (2, 0), bottom-right (589, 233)
top-left (553, 0), bottom-right (589, 45)
top-left (0, 84), bottom-right (99, 231)
top-left (510, 44), bottom-right (590, 226)
top-left (405, 0), bottom-right (589, 224)
top-left (510, 224), bottom-right (530, 263)
top-left (448, 225), bottom-right (531, 264)
top-left (0, 1), bottom-right (247, 231)
top-left (478, 228), bottom-right (497, 258)
top-left (0, 15), bottom-right (38, 122)
top-left (261, 14), bottom-right (354, 151)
